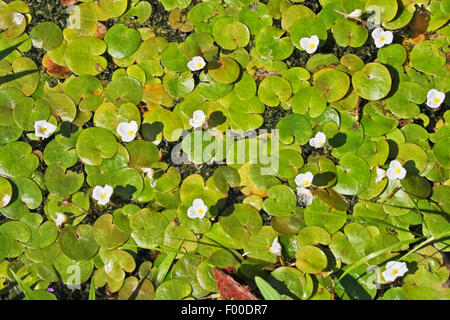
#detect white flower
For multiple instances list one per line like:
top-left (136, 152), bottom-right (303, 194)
top-left (386, 160), bottom-right (406, 180)
top-left (187, 56), bottom-right (206, 71)
top-left (309, 132), bottom-right (326, 148)
top-left (34, 120), bottom-right (57, 139)
top-left (348, 9), bottom-right (362, 18)
top-left (54, 212), bottom-right (67, 227)
top-left (300, 35), bottom-right (320, 54)
top-left (382, 261), bottom-right (408, 282)
top-left (295, 172), bottom-right (314, 188)
top-left (189, 110), bottom-right (206, 129)
top-left (92, 184), bottom-right (113, 206)
top-left (116, 120), bottom-right (138, 142)
top-left (12, 12), bottom-right (24, 25)
top-left (426, 89), bottom-right (445, 109)
top-left (375, 167), bottom-right (386, 183)
top-left (187, 198), bottom-right (208, 219)
top-left (269, 236), bottom-right (282, 256)
top-left (371, 28), bottom-right (393, 48)
top-left (296, 187), bottom-right (314, 206)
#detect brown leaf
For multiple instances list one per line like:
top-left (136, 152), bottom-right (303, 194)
top-left (95, 22), bottom-right (107, 40)
top-left (212, 268), bottom-right (260, 300)
top-left (60, 0), bottom-right (78, 6)
top-left (42, 54), bottom-right (70, 78)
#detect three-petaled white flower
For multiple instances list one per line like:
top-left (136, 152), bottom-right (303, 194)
top-left (116, 120), bottom-right (138, 142)
top-left (426, 89), bottom-right (445, 109)
top-left (309, 132), bottom-right (326, 148)
top-left (386, 160), bottom-right (406, 180)
top-left (371, 28), bottom-right (393, 48)
top-left (375, 167), bottom-right (386, 183)
top-left (189, 110), bottom-right (206, 129)
top-left (348, 9), bottom-right (362, 18)
top-left (269, 237), bottom-right (282, 256)
top-left (54, 212), bottom-right (67, 227)
top-left (300, 35), bottom-right (320, 54)
top-left (187, 56), bottom-right (206, 71)
top-left (34, 120), bottom-right (57, 139)
top-left (92, 184), bottom-right (113, 206)
top-left (382, 261), bottom-right (408, 282)
top-left (187, 198), bottom-right (208, 219)
top-left (296, 187), bottom-right (314, 206)
top-left (295, 172), bottom-right (314, 188)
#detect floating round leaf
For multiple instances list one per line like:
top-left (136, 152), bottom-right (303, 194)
top-left (65, 37), bottom-right (107, 75)
top-left (59, 225), bottom-right (99, 261)
top-left (410, 40), bottom-right (446, 74)
top-left (334, 154), bottom-right (370, 196)
top-left (30, 22), bottom-right (62, 51)
top-left (313, 68), bottom-right (350, 102)
top-left (44, 163), bottom-right (84, 198)
top-left (258, 75), bottom-right (292, 107)
top-left (98, 0), bottom-right (128, 18)
top-left (255, 26), bottom-right (294, 61)
top-left (295, 245), bottom-right (328, 274)
top-left (432, 137), bottom-right (450, 169)
top-left (292, 86), bottom-right (327, 118)
top-left (365, 0), bottom-right (398, 23)
top-left (332, 19), bottom-right (368, 48)
top-left (0, 176), bottom-right (12, 208)
top-left (105, 76), bottom-right (143, 106)
top-left (276, 113), bottom-right (312, 145)
top-left (76, 127), bottom-right (118, 166)
top-left (93, 214), bottom-right (130, 249)
top-left (262, 185), bottom-right (297, 217)
top-left (352, 63), bottom-right (392, 101)
top-left (47, 92), bottom-right (77, 122)
top-left (208, 57), bottom-right (240, 84)
top-left (213, 18), bottom-right (250, 51)
top-left (154, 279), bottom-right (191, 300)
top-left (386, 81), bottom-right (426, 119)
top-left (105, 24), bottom-right (141, 59)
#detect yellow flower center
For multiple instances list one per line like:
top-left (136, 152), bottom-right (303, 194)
top-left (40, 127), bottom-right (47, 133)
top-left (380, 36), bottom-right (386, 42)
top-left (309, 43), bottom-right (315, 49)
top-left (392, 269), bottom-right (399, 275)
top-left (434, 98), bottom-right (441, 104)
top-left (318, 141), bottom-right (323, 146)
top-left (197, 208), bottom-right (203, 215)
top-left (303, 180), bottom-right (310, 186)
top-left (395, 168), bottom-right (401, 174)
top-left (197, 62), bottom-right (203, 68)
top-left (128, 130), bottom-right (135, 136)
top-left (101, 193), bottom-right (107, 199)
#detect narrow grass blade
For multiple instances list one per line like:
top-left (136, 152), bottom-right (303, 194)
top-left (338, 238), bottom-right (420, 280)
top-left (254, 276), bottom-right (284, 300)
top-left (10, 269), bottom-right (40, 300)
top-left (89, 276), bottom-right (96, 300)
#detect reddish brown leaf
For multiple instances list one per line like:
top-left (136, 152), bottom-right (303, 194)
top-left (95, 22), bottom-right (107, 40)
top-left (60, 0), bottom-right (78, 6)
top-left (212, 268), bottom-right (259, 300)
top-left (42, 54), bottom-right (70, 78)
